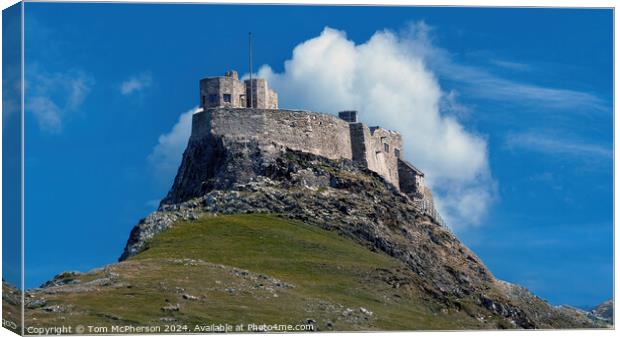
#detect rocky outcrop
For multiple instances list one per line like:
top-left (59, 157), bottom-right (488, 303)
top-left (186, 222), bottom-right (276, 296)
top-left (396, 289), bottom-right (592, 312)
top-left (592, 299), bottom-right (613, 323)
top-left (120, 136), bottom-right (604, 329)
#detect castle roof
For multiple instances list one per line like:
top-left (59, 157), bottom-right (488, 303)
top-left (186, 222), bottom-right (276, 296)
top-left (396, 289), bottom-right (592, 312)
top-left (398, 158), bottom-right (424, 177)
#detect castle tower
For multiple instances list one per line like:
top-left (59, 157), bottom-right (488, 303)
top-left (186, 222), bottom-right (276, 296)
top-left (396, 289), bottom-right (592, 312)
top-left (199, 70), bottom-right (278, 109)
top-left (245, 78), bottom-right (278, 109)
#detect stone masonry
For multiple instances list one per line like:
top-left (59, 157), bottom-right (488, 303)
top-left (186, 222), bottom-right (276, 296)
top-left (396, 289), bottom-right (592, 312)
top-left (200, 70), bottom-right (278, 109)
top-left (192, 108), bottom-right (353, 162)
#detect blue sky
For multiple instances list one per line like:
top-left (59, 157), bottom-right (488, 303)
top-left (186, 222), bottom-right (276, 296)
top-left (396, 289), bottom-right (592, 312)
top-left (18, 3), bottom-right (612, 308)
top-left (2, 2), bottom-right (22, 288)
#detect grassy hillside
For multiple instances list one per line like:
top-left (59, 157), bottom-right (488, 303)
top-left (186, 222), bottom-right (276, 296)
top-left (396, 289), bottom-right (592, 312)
top-left (24, 214), bottom-right (494, 331)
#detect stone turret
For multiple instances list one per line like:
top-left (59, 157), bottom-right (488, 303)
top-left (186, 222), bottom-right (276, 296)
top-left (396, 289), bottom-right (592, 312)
top-left (199, 70), bottom-right (278, 109)
top-left (245, 78), bottom-right (278, 109)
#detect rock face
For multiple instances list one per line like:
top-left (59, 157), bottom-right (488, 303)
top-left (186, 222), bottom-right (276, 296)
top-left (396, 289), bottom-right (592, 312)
top-left (592, 299), bottom-right (614, 323)
top-left (120, 130), bottom-right (605, 329)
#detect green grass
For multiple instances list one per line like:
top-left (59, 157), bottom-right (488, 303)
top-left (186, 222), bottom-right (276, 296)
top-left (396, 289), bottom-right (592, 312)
top-left (135, 214), bottom-right (398, 286)
top-left (25, 214), bottom-right (487, 331)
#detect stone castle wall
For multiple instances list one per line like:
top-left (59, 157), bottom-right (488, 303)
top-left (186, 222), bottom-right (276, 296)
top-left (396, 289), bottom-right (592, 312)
top-left (191, 108), bottom-right (406, 187)
top-left (192, 108), bottom-right (352, 161)
top-left (348, 123), bottom-right (402, 187)
top-left (348, 123), bottom-right (369, 163)
top-left (365, 127), bottom-right (402, 188)
top-left (263, 109), bottom-right (351, 160)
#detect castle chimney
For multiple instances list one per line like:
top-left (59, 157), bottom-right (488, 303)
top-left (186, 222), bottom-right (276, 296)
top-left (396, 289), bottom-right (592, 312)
top-left (338, 110), bottom-right (358, 123)
top-left (224, 70), bottom-right (238, 80)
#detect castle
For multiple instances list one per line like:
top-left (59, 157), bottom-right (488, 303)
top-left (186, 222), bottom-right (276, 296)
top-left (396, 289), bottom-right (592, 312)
top-left (193, 71), bottom-right (443, 225)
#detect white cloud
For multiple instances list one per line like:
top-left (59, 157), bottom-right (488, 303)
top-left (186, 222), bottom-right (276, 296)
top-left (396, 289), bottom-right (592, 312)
top-left (423, 51), bottom-right (606, 113)
top-left (393, 22), bottom-right (606, 113)
top-left (28, 96), bottom-right (62, 133)
top-left (489, 59), bottom-right (531, 71)
top-left (148, 106), bottom-right (200, 185)
top-left (256, 26), bottom-right (494, 227)
top-left (25, 67), bottom-right (93, 133)
top-left (2, 70), bottom-right (21, 127)
top-left (505, 132), bottom-right (612, 160)
top-left (440, 89), bottom-right (471, 118)
top-left (120, 73), bottom-right (152, 95)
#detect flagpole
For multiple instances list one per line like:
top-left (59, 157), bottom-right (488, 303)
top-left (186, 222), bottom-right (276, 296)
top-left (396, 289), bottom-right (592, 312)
top-left (248, 32), bottom-right (253, 108)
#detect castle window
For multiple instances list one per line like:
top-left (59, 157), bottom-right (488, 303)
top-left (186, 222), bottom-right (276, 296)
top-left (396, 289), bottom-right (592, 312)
top-left (223, 94), bottom-right (232, 103)
top-left (201, 95), bottom-right (206, 106)
top-left (394, 148), bottom-right (400, 158)
top-left (384, 143), bottom-right (390, 152)
top-left (208, 95), bottom-right (218, 104)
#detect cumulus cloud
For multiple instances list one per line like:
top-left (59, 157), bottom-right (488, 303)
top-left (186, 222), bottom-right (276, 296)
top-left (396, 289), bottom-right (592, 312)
top-left (148, 106), bottom-right (200, 184)
top-left (25, 67), bottom-right (94, 133)
top-left (120, 73), bottom-right (153, 95)
top-left (256, 25), bottom-right (494, 227)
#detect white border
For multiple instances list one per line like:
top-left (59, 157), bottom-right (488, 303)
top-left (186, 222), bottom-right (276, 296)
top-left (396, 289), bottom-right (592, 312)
top-left (0, 1), bottom-right (616, 337)
top-left (11, 0), bottom-right (620, 7)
